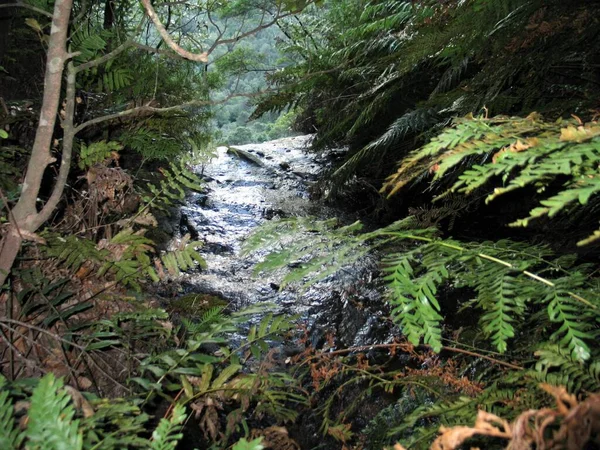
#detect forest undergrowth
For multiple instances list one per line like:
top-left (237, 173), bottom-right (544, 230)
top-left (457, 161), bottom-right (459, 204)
top-left (0, 0), bottom-right (599, 449)
top-left (247, 0), bottom-right (600, 448)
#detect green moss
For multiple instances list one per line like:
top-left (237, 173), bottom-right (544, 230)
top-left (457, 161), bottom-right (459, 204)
top-left (169, 293), bottom-right (228, 316)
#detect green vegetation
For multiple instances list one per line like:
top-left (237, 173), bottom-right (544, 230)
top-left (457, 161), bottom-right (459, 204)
top-left (211, 26), bottom-right (301, 144)
top-left (0, 0), bottom-right (308, 448)
top-left (246, 0), bottom-right (600, 448)
top-left (1, 0), bottom-right (599, 448)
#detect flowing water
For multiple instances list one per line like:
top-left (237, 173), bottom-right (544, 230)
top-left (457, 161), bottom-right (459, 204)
top-left (175, 135), bottom-right (392, 348)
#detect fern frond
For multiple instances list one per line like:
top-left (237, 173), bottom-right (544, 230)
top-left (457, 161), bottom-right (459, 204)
top-left (43, 233), bottom-right (106, 273)
top-left (25, 374), bottom-right (83, 450)
top-left (142, 161), bottom-right (204, 211)
top-left (476, 269), bottom-right (524, 353)
top-left (150, 404), bottom-right (186, 450)
top-left (78, 140), bottom-right (122, 169)
top-left (383, 115), bottom-right (600, 246)
top-left (542, 273), bottom-right (597, 362)
top-left (70, 27), bottom-right (110, 63)
top-left (99, 67), bottom-right (133, 92)
top-left (383, 247), bottom-right (448, 352)
top-left (120, 128), bottom-right (184, 161)
top-left (431, 57), bottom-right (470, 96)
top-left (534, 345), bottom-right (600, 392)
top-left (0, 376), bottom-right (21, 449)
top-left (158, 235), bottom-right (206, 277)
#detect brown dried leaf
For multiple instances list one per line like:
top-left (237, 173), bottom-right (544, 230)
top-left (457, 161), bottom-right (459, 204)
top-left (64, 385), bottom-right (95, 418)
top-left (432, 426), bottom-right (480, 450)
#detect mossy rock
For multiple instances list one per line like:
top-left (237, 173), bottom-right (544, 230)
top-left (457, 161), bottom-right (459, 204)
top-left (169, 293), bottom-right (228, 316)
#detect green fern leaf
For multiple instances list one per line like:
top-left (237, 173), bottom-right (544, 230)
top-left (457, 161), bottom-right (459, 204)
top-left (0, 376), bottom-right (21, 449)
top-left (150, 404), bottom-right (186, 450)
top-left (25, 374), bottom-right (83, 450)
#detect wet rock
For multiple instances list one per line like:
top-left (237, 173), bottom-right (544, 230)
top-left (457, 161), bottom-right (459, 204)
top-left (338, 302), bottom-right (369, 347)
top-left (155, 206), bottom-right (180, 236)
top-left (292, 171), bottom-right (316, 180)
top-left (194, 194), bottom-right (209, 206)
top-left (227, 147), bottom-right (265, 167)
top-left (146, 228), bottom-right (172, 252)
top-left (262, 207), bottom-right (286, 219)
top-left (279, 161), bottom-right (291, 170)
top-left (150, 207), bottom-right (181, 250)
top-left (202, 242), bottom-right (233, 255)
top-left (180, 213), bottom-right (200, 240)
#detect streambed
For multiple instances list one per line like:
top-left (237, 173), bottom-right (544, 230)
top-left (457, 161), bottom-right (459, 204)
top-left (176, 135), bottom-right (393, 349)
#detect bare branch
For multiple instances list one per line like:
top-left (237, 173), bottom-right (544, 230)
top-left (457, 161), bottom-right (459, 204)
top-left (131, 42), bottom-right (181, 58)
top-left (141, 0), bottom-right (209, 62)
top-left (35, 62), bottom-right (77, 228)
top-left (74, 39), bottom-right (135, 73)
top-left (142, 0), bottom-right (311, 63)
top-left (206, 8), bottom-right (303, 55)
top-left (0, 2), bottom-right (53, 18)
top-left (74, 89), bottom-right (272, 133)
top-left (11, 0), bottom-right (73, 227)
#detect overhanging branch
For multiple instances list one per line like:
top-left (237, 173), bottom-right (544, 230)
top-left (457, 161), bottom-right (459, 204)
top-left (73, 89), bottom-right (273, 133)
top-left (0, 2), bottom-right (53, 18)
top-left (140, 0), bottom-right (209, 63)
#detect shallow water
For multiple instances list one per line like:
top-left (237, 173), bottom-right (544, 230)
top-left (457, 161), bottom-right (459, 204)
top-left (178, 135), bottom-right (391, 347)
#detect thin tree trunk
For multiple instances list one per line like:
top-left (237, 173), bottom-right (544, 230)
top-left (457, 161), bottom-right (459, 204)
top-left (0, 0), bottom-right (73, 288)
top-left (0, 228), bottom-right (22, 287)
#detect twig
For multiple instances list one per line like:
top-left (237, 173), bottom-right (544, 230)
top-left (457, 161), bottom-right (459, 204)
top-left (0, 2), bottom-right (53, 18)
top-left (298, 342), bottom-right (523, 371)
top-left (0, 328), bottom-right (41, 372)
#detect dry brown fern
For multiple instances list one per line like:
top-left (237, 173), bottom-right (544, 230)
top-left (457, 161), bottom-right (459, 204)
top-left (394, 384), bottom-right (600, 450)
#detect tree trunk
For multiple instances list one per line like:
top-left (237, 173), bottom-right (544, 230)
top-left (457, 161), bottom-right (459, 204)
top-left (0, 0), bottom-right (73, 288)
top-left (103, 0), bottom-right (115, 29)
top-left (0, 228), bottom-right (22, 287)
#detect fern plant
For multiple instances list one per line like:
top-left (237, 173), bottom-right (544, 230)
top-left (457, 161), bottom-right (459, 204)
top-left (382, 114), bottom-right (600, 245)
top-left (246, 216), bottom-right (599, 361)
top-left (88, 302), bottom-right (306, 447)
top-left (141, 160), bottom-right (204, 212)
top-left (260, 0), bottom-right (600, 195)
top-left (0, 373), bottom-right (186, 450)
top-left (42, 229), bottom-right (205, 291)
top-left (24, 374), bottom-right (83, 450)
top-left (78, 140), bottom-right (122, 169)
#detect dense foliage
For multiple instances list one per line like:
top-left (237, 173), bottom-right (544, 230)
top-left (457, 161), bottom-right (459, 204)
top-left (247, 114), bottom-right (600, 448)
top-left (259, 0), bottom-right (600, 192)
top-left (245, 0), bottom-right (600, 448)
top-left (0, 0), bottom-right (308, 448)
top-left (1, 0), bottom-right (599, 448)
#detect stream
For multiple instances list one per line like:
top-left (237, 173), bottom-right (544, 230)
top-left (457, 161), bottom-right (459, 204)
top-left (162, 135), bottom-right (399, 449)
top-left (175, 134), bottom-right (393, 350)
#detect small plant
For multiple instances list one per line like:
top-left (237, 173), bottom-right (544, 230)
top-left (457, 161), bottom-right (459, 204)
top-left (0, 373), bottom-right (185, 450)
